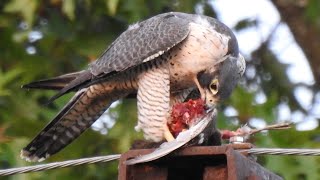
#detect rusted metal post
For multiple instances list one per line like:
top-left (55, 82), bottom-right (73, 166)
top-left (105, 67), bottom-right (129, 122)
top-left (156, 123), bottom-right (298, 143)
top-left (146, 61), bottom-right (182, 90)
top-left (119, 144), bottom-right (283, 180)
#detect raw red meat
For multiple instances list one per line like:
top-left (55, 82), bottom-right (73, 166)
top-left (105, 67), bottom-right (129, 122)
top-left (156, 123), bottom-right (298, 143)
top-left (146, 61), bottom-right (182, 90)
top-left (168, 99), bottom-right (206, 137)
top-left (220, 128), bottom-right (247, 140)
top-left (220, 130), bottom-right (237, 139)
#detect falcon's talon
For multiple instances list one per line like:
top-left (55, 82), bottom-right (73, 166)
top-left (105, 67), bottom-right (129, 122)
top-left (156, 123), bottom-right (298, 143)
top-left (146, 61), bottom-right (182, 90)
top-left (164, 124), bottom-right (175, 142)
top-left (164, 131), bottom-right (175, 142)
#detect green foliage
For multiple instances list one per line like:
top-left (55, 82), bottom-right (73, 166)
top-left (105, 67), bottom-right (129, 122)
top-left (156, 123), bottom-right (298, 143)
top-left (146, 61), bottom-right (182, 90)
top-left (305, 0), bottom-right (320, 24)
top-left (234, 18), bottom-right (257, 31)
top-left (255, 128), bottom-right (320, 179)
top-left (0, 0), bottom-right (319, 179)
top-left (4, 0), bottom-right (38, 26)
top-left (106, 0), bottom-right (120, 16)
top-left (62, 0), bottom-right (75, 20)
top-left (0, 68), bottom-right (23, 96)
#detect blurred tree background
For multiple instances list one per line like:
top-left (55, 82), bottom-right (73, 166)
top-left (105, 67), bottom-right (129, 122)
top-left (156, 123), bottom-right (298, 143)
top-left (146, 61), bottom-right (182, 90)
top-left (0, 0), bottom-right (319, 179)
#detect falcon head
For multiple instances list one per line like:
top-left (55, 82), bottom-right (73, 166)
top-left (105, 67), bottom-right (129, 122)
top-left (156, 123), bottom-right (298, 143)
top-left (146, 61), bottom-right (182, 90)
top-left (183, 15), bottom-right (246, 108)
top-left (197, 53), bottom-right (245, 107)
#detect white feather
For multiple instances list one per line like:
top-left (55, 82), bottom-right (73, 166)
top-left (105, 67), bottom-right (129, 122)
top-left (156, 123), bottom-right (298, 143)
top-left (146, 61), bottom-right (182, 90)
top-left (126, 109), bottom-right (216, 165)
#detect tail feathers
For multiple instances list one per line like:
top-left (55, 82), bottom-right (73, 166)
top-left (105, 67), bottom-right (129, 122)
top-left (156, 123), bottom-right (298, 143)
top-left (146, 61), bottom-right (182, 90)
top-left (22, 71), bottom-right (84, 91)
top-left (21, 89), bottom-right (86, 162)
top-left (46, 70), bottom-right (92, 104)
top-left (22, 70), bottom-right (93, 104)
top-left (20, 85), bottom-right (116, 162)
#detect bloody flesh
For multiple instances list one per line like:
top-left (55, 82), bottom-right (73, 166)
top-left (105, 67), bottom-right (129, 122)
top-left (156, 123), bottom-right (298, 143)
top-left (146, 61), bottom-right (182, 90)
top-left (220, 128), bottom-right (248, 140)
top-left (220, 130), bottom-right (237, 140)
top-left (168, 99), bottom-right (206, 137)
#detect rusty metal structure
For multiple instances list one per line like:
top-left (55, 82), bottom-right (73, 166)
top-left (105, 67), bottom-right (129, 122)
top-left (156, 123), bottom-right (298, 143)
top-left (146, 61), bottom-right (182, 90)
top-left (119, 144), bottom-right (283, 180)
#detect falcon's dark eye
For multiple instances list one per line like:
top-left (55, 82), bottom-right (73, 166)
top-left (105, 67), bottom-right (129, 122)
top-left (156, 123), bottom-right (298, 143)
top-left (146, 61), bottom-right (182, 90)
top-left (210, 84), bottom-right (217, 90)
top-left (209, 79), bottom-right (219, 95)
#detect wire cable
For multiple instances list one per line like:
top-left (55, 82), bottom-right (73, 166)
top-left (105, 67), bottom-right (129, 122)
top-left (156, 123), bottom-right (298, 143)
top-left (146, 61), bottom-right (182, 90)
top-left (244, 148), bottom-right (320, 156)
top-left (0, 154), bottom-right (120, 176)
top-left (1, 147), bottom-right (320, 176)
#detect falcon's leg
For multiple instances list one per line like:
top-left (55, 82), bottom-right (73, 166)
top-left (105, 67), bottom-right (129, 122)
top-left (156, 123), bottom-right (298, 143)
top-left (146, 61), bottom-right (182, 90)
top-left (136, 62), bottom-right (174, 142)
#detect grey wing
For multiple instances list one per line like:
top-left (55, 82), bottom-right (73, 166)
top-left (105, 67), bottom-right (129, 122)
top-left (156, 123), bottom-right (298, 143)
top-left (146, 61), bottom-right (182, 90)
top-left (126, 109), bottom-right (217, 165)
top-left (89, 12), bottom-right (191, 76)
top-left (34, 13), bottom-right (192, 103)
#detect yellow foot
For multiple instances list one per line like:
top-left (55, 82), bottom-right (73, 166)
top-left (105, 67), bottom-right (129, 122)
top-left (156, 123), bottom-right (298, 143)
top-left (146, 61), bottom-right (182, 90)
top-left (164, 125), bottom-right (175, 142)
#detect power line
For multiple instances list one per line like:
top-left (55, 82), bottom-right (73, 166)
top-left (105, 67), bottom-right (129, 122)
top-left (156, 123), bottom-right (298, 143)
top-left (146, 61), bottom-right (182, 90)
top-left (0, 154), bottom-right (120, 176)
top-left (244, 148), bottom-right (320, 156)
top-left (1, 148), bottom-right (320, 176)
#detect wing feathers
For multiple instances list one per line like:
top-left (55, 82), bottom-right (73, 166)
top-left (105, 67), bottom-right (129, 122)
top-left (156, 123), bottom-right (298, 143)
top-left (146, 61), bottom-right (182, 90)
top-left (90, 13), bottom-right (191, 76)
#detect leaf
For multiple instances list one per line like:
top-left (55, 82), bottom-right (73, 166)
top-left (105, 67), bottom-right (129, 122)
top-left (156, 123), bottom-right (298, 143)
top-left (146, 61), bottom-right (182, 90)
top-left (0, 68), bottom-right (23, 96)
top-left (4, 0), bottom-right (38, 26)
top-left (62, 0), bottom-right (75, 20)
top-left (234, 18), bottom-right (257, 31)
top-left (0, 126), bottom-right (11, 143)
top-left (106, 0), bottom-right (119, 16)
top-left (305, 0), bottom-right (320, 22)
top-left (12, 31), bottom-right (30, 43)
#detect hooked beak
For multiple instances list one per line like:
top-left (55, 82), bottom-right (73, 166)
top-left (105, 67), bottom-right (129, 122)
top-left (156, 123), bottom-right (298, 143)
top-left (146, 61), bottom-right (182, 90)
top-left (202, 89), bottom-right (218, 111)
top-left (193, 76), bottom-right (218, 110)
top-left (203, 99), bottom-right (217, 112)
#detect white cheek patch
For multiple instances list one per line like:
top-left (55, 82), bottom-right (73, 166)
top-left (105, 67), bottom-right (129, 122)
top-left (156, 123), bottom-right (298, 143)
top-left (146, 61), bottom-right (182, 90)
top-left (189, 23), bottom-right (230, 61)
top-left (195, 16), bottom-right (212, 29)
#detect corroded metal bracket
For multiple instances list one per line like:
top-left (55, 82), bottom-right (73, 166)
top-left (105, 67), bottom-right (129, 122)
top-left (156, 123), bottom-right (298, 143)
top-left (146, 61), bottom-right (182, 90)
top-left (118, 143), bottom-right (283, 180)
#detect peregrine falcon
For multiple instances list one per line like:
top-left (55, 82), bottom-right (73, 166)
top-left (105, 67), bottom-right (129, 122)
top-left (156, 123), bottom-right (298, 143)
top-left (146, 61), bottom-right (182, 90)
top-left (21, 12), bottom-right (245, 162)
